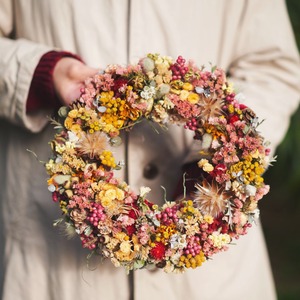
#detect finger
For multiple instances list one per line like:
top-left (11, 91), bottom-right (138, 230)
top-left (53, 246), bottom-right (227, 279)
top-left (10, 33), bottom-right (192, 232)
top-left (60, 82), bottom-right (83, 106)
top-left (78, 67), bottom-right (98, 80)
top-left (70, 63), bottom-right (98, 81)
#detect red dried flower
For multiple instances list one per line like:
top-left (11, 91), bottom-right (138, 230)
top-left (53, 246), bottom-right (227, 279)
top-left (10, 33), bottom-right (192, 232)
top-left (229, 114), bottom-right (239, 124)
top-left (150, 242), bottom-right (166, 260)
top-left (126, 224), bottom-right (136, 236)
top-left (112, 78), bottom-right (128, 96)
top-left (210, 163), bottom-right (227, 177)
top-left (52, 191), bottom-right (59, 202)
top-left (128, 203), bottom-right (139, 220)
top-left (239, 104), bottom-right (247, 110)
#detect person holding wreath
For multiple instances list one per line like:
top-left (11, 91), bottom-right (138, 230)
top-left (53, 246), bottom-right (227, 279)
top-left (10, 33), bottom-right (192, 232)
top-left (0, 1), bottom-right (299, 299)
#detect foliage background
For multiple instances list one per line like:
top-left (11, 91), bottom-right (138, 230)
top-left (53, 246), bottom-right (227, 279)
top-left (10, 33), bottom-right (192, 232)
top-left (260, 1), bottom-right (300, 299)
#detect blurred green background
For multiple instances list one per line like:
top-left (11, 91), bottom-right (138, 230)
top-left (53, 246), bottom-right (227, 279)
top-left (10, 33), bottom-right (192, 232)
top-left (260, 1), bottom-right (300, 299)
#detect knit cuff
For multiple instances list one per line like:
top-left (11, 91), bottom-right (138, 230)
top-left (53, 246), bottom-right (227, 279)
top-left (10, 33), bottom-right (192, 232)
top-left (26, 51), bottom-right (82, 113)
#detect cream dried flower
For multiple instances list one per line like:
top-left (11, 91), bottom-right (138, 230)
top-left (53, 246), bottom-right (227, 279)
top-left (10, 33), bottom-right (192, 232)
top-left (77, 131), bottom-right (108, 158)
top-left (70, 209), bottom-right (87, 223)
top-left (194, 180), bottom-right (229, 217)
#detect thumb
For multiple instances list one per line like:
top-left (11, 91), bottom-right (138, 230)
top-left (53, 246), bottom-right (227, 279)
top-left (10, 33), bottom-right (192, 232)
top-left (67, 60), bottom-right (98, 82)
top-left (53, 58), bottom-right (99, 105)
top-left (73, 64), bottom-right (99, 81)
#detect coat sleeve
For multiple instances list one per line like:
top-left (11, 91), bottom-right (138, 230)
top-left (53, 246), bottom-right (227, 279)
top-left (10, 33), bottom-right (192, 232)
top-left (228, 0), bottom-right (300, 152)
top-left (0, 1), bottom-right (54, 132)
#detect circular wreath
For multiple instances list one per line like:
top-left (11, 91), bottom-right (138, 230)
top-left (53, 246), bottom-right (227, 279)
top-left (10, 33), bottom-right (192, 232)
top-left (46, 54), bottom-right (272, 273)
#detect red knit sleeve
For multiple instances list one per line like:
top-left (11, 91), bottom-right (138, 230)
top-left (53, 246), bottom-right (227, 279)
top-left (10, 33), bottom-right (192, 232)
top-left (26, 51), bottom-right (83, 113)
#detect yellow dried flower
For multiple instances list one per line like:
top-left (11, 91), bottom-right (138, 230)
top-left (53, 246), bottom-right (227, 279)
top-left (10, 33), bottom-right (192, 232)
top-left (187, 92), bottom-right (200, 104)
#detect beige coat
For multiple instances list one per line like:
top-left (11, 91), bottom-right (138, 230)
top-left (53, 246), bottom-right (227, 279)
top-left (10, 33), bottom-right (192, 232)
top-left (1, 1), bottom-right (300, 299)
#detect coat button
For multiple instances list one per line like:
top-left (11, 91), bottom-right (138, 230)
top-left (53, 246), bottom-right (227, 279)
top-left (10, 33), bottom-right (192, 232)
top-left (143, 163), bottom-right (159, 179)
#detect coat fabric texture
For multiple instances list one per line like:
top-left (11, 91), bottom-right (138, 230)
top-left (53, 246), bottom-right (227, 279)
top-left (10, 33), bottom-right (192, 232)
top-left (1, 1), bottom-right (300, 299)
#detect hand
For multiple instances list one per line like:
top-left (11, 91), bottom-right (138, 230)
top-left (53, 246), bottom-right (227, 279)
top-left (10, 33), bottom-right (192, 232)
top-left (53, 57), bottom-right (98, 106)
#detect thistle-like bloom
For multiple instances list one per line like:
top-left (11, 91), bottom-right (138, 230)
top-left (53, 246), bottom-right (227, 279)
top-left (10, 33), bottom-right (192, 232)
top-left (198, 94), bottom-right (224, 120)
top-left (193, 180), bottom-right (229, 217)
top-left (77, 131), bottom-right (108, 158)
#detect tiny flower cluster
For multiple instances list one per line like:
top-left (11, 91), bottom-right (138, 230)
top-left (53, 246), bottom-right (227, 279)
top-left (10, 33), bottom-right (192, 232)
top-left (46, 54), bottom-right (272, 273)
